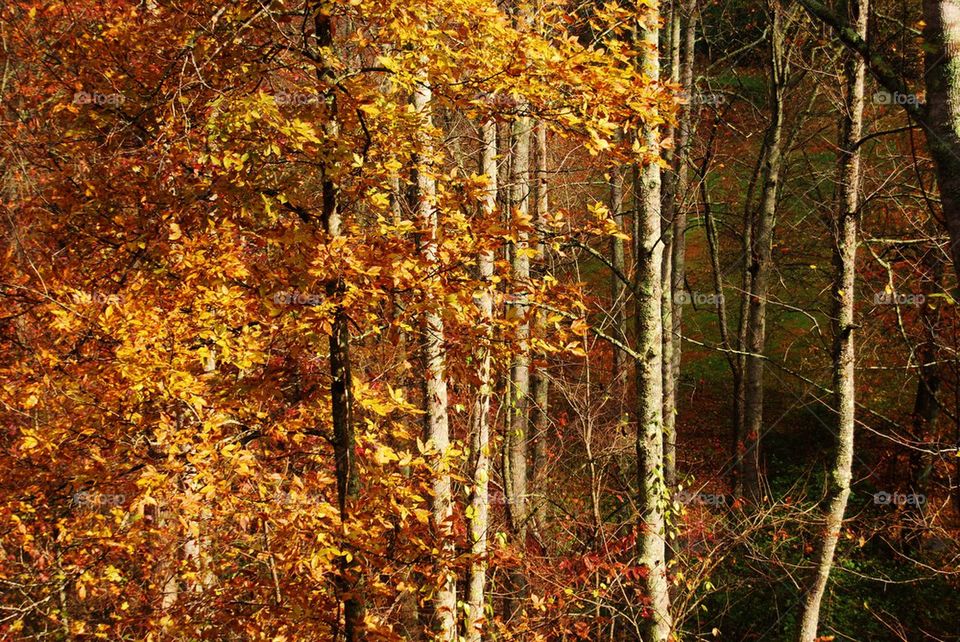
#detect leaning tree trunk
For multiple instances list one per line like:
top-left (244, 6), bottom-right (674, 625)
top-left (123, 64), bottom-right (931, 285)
top-left (922, 0), bottom-right (960, 284)
top-left (741, 3), bottom-right (786, 501)
top-left (466, 119), bottom-right (498, 642)
top-left (796, 1), bottom-right (866, 638)
top-left (634, 2), bottom-right (672, 640)
top-left (798, 0), bottom-right (960, 291)
top-left (412, 72), bottom-right (457, 642)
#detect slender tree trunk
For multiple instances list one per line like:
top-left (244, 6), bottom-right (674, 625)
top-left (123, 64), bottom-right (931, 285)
top-left (413, 73), bottom-right (457, 642)
top-left (315, 11), bottom-right (363, 639)
top-left (731, 132), bottom-right (766, 496)
top-left (466, 119), bottom-right (498, 642)
top-left (663, 0), bottom-right (699, 493)
top-left (611, 167), bottom-right (627, 380)
top-left (635, 3), bottom-right (672, 639)
top-left (660, 0), bottom-right (681, 497)
top-left (505, 109), bottom-right (532, 619)
top-left (530, 121), bottom-right (550, 538)
top-left (741, 4), bottom-right (786, 501)
top-left (797, 1), bottom-right (866, 637)
top-left (922, 0), bottom-right (960, 285)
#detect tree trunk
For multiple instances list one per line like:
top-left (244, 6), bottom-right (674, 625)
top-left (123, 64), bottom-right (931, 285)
top-left (530, 121), bottom-right (550, 539)
top-left (664, 0), bottom-right (699, 493)
top-left (611, 167), bottom-right (627, 380)
top-left (466, 119), bottom-right (498, 642)
top-left (634, 3), bottom-right (672, 640)
top-left (505, 109), bottom-right (532, 618)
top-left (660, 0), bottom-right (681, 496)
top-left (922, 0), bottom-right (960, 285)
top-left (741, 4), bottom-right (786, 501)
top-left (315, 11), bottom-right (363, 639)
top-left (413, 73), bottom-right (457, 642)
top-left (797, 1), bottom-right (866, 637)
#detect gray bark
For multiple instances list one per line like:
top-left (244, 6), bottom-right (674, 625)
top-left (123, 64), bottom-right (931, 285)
top-left (466, 119), bottom-right (498, 642)
top-left (660, 0), bottom-right (682, 496)
top-left (505, 110), bottom-right (532, 617)
top-left (797, 0), bottom-right (866, 637)
top-left (413, 74), bottom-right (457, 642)
top-left (530, 121), bottom-right (550, 538)
top-left (663, 0), bottom-right (699, 493)
top-left (635, 4), bottom-right (672, 640)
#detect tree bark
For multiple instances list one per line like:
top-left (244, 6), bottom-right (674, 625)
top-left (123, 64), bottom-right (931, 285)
top-left (466, 119), bottom-right (498, 642)
top-left (530, 121), bottom-right (550, 539)
top-left (314, 11), bottom-right (363, 639)
top-left (797, 1), bottom-right (866, 637)
top-left (634, 3), bottom-right (672, 639)
top-left (412, 72), bottom-right (457, 642)
top-left (741, 3), bottom-right (786, 501)
top-left (663, 0), bottom-right (699, 493)
top-left (505, 109), bottom-right (532, 618)
top-left (660, 0), bottom-right (681, 497)
top-left (611, 167), bottom-right (627, 380)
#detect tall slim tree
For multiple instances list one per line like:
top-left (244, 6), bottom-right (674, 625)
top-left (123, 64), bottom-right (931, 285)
top-left (315, 9), bottom-right (363, 639)
top-left (466, 119), bottom-right (498, 642)
top-left (663, 0), bottom-right (699, 491)
top-left (530, 121), bottom-right (551, 536)
top-left (741, 2), bottom-right (788, 500)
top-left (797, 0), bottom-right (866, 637)
top-left (634, 1), bottom-right (672, 639)
top-left (413, 71), bottom-right (457, 641)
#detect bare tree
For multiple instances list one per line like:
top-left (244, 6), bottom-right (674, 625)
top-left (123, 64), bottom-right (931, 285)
top-left (797, 0), bottom-right (867, 637)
